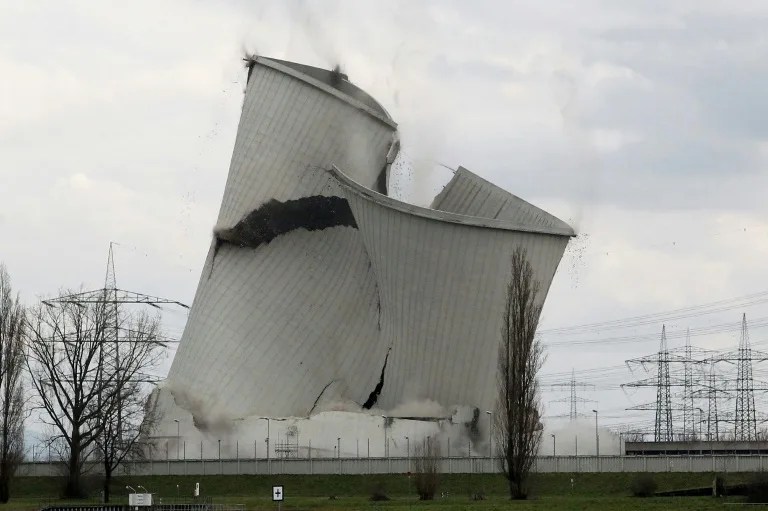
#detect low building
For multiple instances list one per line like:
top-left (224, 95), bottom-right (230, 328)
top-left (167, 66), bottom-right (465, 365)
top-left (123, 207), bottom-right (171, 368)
top-left (625, 440), bottom-right (768, 455)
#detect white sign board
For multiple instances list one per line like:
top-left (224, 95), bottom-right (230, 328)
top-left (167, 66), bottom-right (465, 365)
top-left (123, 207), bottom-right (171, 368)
top-left (128, 493), bottom-right (153, 506)
top-left (272, 485), bottom-right (284, 502)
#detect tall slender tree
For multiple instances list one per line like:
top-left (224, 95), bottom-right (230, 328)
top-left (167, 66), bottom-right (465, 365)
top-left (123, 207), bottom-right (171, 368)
top-left (494, 247), bottom-right (545, 499)
top-left (0, 264), bottom-right (25, 503)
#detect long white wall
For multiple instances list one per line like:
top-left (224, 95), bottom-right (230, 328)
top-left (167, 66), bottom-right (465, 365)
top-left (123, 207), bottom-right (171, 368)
top-left (18, 455), bottom-right (768, 476)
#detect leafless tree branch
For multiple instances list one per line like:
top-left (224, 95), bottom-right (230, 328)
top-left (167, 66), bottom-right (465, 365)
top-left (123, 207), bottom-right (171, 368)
top-left (24, 290), bottom-right (163, 499)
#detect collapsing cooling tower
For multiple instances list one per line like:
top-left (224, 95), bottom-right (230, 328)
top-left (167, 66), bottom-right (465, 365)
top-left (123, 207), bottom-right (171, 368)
top-left (155, 57), bottom-right (574, 432)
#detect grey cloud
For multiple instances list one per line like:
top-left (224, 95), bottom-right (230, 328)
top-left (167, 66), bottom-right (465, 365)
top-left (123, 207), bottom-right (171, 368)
top-left (428, 55), bottom-right (522, 82)
top-left (590, 10), bottom-right (768, 141)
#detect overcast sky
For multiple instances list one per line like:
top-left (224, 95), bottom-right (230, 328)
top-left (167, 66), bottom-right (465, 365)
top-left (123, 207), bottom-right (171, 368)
top-left (3, 0), bottom-right (768, 430)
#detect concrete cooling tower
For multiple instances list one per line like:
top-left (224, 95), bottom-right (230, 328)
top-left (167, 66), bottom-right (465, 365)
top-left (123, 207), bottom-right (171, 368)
top-left (151, 57), bottom-right (574, 455)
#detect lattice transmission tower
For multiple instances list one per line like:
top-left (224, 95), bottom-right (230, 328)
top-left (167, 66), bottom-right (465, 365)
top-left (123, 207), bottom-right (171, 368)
top-left (706, 314), bottom-right (768, 441)
top-left (735, 314), bottom-right (757, 440)
top-left (705, 359), bottom-right (722, 440)
top-left (654, 326), bottom-right (673, 441)
top-left (624, 325), bottom-right (701, 441)
top-left (42, 242), bottom-right (189, 381)
top-left (550, 369), bottom-right (596, 420)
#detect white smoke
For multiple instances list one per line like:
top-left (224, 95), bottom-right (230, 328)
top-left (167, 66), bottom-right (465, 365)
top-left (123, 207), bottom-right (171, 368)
top-left (541, 418), bottom-right (621, 456)
top-left (283, 0), bottom-right (341, 69)
top-left (549, 71), bottom-right (600, 233)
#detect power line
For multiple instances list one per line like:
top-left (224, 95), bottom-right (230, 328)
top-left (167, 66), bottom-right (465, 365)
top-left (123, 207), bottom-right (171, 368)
top-left (42, 243), bottom-right (188, 373)
top-left (543, 317), bottom-right (768, 348)
top-left (540, 290), bottom-right (768, 336)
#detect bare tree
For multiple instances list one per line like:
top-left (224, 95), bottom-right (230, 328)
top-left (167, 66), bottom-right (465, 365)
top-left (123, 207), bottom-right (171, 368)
top-left (96, 310), bottom-right (163, 503)
top-left (25, 291), bottom-right (164, 499)
top-left (25, 292), bottom-right (114, 497)
top-left (0, 265), bottom-right (25, 502)
top-left (623, 430), bottom-right (647, 443)
top-left (412, 436), bottom-right (441, 500)
top-left (494, 247), bottom-right (545, 500)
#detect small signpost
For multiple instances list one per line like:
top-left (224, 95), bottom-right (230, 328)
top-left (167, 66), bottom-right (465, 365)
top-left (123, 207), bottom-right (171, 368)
top-left (273, 485), bottom-right (284, 511)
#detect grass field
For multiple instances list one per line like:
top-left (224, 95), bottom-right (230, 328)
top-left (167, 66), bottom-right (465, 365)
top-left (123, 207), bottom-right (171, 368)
top-left (6, 472), bottom-right (760, 510)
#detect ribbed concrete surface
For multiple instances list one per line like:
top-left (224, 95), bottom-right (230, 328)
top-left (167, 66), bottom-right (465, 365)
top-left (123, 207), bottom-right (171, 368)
top-left (157, 57), bottom-right (573, 433)
top-left (217, 58), bottom-right (395, 227)
top-left (330, 166), bottom-right (570, 412)
top-left (431, 166), bottom-right (573, 232)
top-left (165, 57), bottom-right (397, 420)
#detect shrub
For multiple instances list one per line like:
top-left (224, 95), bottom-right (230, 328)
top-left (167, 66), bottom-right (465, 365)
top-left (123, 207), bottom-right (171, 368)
top-left (61, 475), bottom-right (101, 499)
top-left (413, 437), bottom-right (441, 500)
top-left (630, 474), bottom-right (657, 498)
top-left (369, 483), bottom-right (389, 501)
top-left (746, 474), bottom-right (768, 503)
top-left (713, 474), bottom-right (727, 497)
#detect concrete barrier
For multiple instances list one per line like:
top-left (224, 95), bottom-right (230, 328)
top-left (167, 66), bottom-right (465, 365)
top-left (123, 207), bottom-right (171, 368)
top-left (16, 454), bottom-right (768, 476)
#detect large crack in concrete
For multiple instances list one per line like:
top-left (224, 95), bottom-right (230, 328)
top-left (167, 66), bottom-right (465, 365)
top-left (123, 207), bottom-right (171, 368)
top-left (217, 195), bottom-right (357, 248)
top-left (308, 379), bottom-right (337, 416)
top-left (362, 349), bottom-right (390, 409)
top-left (209, 195), bottom-right (358, 277)
top-left (375, 165), bottom-right (387, 195)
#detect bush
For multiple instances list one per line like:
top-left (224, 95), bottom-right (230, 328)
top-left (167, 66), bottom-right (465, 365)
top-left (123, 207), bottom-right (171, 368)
top-left (713, 474), bottom-right (727, 497)
top-left (369, 483), bottom-right (389, 501)
top-left (60, 475), bottom-right (101, 499)
top-left (413, 437), bottom-right (441, 500)
top-left (630, 474), bottom-right (657, 498)
top-left (746, 474), bottom-right (768, 503)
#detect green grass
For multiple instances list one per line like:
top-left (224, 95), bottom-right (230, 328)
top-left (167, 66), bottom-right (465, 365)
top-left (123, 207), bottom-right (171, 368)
top-left (2, 472), bottom-right (755, 510)
top-left (7, 495), bottom-right (744, 511)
